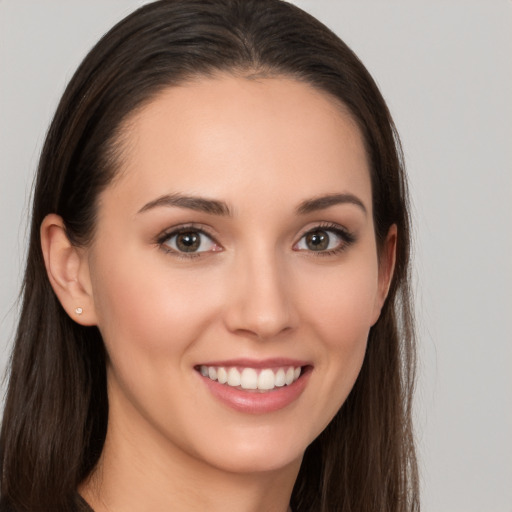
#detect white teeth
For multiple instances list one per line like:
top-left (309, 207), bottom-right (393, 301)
top-left (199, 365), bottom-right (303, 391)
top-left (227, 367), bottom-right (241, 387)
top-left (258, 369), bottom-right (275, 390)
top-left (285, 367), bottom-right (295, 385)
top-left (217, 367), bottom-right (228, 384)
top-left (240, 368), bottom-right (258, 389)
top-left (275, 368), bottom-right (286, 387)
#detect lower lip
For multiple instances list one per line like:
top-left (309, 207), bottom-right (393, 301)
top-left (199, 369), bottom-right (311, 414)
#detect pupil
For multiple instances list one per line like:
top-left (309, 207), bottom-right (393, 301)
top-left (177, 232), bottom-right (200, 252)
top-left (306, 231), bottom-right (329, 251)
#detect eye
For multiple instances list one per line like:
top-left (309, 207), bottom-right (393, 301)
top-left (294, 225), bottom-right (355, 254)
top-left (160, 228), bottom-right (221, 254)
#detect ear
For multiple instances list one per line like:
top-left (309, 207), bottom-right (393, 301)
top-left (40, 214), bottom-right (97, 326)
top-left (371, 224), bottom-right (397, 325)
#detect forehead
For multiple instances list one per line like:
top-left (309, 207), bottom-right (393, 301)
top-left (105, 74), bottom-right (371, 215)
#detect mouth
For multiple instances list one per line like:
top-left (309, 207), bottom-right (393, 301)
top-left (194, 360), bottom-right (312, 414)
top-left (196, 364), bottom-right (304, 392)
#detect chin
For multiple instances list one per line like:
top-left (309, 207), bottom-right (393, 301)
top-left (208, 448), bottom-right (303, 476)
top-left (191, 426), bottom-right (309, 475)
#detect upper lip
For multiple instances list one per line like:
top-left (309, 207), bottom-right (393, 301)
top-left (196, 358), bottom-right (311, 369)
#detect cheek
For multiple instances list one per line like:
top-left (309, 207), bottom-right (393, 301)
top-left (296, 255), bottom-right (379, 421)
top-left (302, 257), bottom-right (380, 345)
top-left (89, 248), bottom-right (221, 361)
top-left (313, 270), bottom-right (375, 372)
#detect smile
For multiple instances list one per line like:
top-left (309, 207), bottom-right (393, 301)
top-left (199, 365), bottom-right (302, 392)
top-left (196, 360), bottom-right (311, 413)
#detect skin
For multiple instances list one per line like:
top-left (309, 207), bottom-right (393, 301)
top-left (41, 74), bottom-right (396, 512)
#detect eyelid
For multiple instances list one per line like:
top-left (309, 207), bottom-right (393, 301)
top-left (155, 224), bottom-right (223, 256)
top-left (294, 222), bottom-right (356, 254)
top-left (154, 222), bottom-right (355, 257)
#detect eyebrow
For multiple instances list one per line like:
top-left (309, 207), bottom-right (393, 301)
top-left (137, 193), bottom-right (231, 216)
top-left (296, 193), bottom-right (367, 216)
top-left (137, 192), bottom-right (367, 217)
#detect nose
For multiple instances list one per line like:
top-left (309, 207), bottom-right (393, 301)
top-left (223, 249), bottom-right (297, 340)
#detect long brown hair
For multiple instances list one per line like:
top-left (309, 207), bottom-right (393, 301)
top-left (0, 1), bottom-right (419, 510)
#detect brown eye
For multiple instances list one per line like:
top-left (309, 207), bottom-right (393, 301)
top-left (176, 232), bottom-right (201, 252)
top-left (294, 225), bottom-right (354, 254)
top-left (162, 229), bottom-right (219, 254)
top-left (305, 230), bottom-right (329, 251)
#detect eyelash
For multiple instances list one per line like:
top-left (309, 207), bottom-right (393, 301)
top-left (156, 224), bottom-right (220, 259)
top-left (155, 222), bottom-right (356, 259)
top-left (295, 222), bottom-right (356, 257)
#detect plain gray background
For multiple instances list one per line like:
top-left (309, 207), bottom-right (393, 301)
top-left (1, 1), bottom-right (511, 510)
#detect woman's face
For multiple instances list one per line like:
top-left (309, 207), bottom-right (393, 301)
top-left (84, 74), bottom-right (393, 475)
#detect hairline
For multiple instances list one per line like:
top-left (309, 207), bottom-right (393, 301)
top-left (96, 67), bottom-right (370, 228)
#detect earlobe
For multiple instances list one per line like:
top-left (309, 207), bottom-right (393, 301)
top-left (371, 224), bottom-right (397, 325)
top-left (40, 214), bottom-right (97, 326)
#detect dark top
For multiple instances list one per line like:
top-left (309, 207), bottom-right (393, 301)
top-left (77, 494), bottom-right (94, 511)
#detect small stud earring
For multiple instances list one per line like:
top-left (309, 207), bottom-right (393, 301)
top-left (75, 307), bottom-right (83, 315)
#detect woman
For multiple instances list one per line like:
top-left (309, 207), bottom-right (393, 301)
top-left (0, 0), bottom-right (418, 511)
